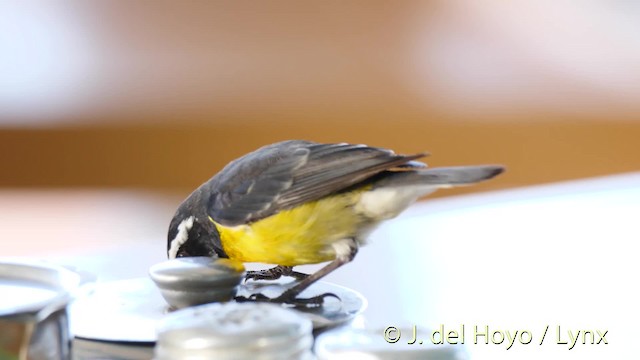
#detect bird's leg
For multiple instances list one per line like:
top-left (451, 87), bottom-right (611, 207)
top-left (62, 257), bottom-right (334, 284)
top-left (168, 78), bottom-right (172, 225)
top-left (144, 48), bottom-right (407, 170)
top-left (244, 265), bottom-right (309, 282)
top-left (237, 239), bottom-right (358, 307)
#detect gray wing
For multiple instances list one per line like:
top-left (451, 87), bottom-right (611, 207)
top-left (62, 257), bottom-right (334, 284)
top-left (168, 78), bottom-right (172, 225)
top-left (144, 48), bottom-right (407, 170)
top-left (204, 140), bottom-right (426, 225)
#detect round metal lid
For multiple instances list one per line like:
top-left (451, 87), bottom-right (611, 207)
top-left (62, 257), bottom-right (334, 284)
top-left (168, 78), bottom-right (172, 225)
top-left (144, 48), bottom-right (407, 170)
top-left (0, 260), bottom-right (82, 319)
top-left (70, 277), bottom-right (366, 343)
top-left (149, 257), bottom-right (245, 309)
top-left (156, 302), bottom-right (314, 360)
top-left (157, 302), bottom-right (312, 348)
top-left (149, 257), bottom-right (244, 289)
top-left (315, 326), bottom-right (468, 360)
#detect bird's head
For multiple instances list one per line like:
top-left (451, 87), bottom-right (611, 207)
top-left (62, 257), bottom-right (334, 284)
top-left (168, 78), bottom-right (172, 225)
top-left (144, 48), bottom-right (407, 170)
top-left (166, 208), bottom-right (222, 259)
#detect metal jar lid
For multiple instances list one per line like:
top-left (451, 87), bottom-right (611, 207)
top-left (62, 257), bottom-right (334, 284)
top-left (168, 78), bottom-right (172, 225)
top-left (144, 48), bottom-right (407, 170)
top-left (71, 277), bottom-right (366, 343)
top-left (0, 259), bottom-right (83, 360)
top-left (0, 260), bottom-right (81, 320)
top-left (314, 325), bottom-right (468, 360)
top-left (149, 257), bottom-right (245, 309)
top-left (155, 302), bottom-right (314, 360)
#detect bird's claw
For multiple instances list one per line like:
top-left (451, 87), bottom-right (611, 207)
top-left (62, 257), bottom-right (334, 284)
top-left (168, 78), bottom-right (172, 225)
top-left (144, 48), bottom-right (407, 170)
top-left (234, 293), bottom-right (269, 302)
top-left (284, 292), bottom-right (340, 308)
top-left (243, 270), bottom-right (277, 283)
top-left (234, 292), bottom-right (340, 308)
top-left (244, 266), bottom-right (309, 283)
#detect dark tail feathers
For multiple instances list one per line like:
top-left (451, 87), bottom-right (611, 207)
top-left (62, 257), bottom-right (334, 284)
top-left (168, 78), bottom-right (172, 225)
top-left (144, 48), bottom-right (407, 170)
top-left (375, 165), bottom-right (504, 187)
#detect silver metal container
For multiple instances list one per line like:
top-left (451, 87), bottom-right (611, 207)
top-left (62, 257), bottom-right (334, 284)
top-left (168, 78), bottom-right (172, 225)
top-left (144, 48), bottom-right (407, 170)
top-left (155, 302), bottom-right (314, 360)
top-left (149, 257), bottom-right (245, 309)
top-left (0, 260), bottom-right (82, 360)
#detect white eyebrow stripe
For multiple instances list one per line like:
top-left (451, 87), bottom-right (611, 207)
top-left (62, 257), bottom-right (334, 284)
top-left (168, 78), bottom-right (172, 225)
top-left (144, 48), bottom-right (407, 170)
top-left (167, 216), bottom-right (195, 259)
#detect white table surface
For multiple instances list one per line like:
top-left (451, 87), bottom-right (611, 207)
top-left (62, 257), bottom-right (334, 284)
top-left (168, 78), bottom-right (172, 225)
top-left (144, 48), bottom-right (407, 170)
top-left (335, 173), bottom-right (639, 360)
top-left (3, 173), bottom-right (638, 359)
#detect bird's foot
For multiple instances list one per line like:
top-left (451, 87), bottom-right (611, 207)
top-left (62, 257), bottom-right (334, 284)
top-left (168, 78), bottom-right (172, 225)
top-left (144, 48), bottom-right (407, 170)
top-left (235, 292), bottom-right (339, 308)
top-left (288, 270), bottom-right (310, 281)
top-left (244, 266), bottom-right (309, 282)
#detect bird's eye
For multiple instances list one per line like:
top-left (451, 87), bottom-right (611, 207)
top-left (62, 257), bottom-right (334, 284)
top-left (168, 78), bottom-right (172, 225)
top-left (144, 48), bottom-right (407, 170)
top-left (176, 248), bottom-right (189, 258)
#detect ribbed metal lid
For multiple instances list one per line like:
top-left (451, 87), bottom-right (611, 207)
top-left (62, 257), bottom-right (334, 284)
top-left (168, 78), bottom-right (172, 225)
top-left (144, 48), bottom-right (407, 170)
top-left (155, 302), bottom-right (313, 360)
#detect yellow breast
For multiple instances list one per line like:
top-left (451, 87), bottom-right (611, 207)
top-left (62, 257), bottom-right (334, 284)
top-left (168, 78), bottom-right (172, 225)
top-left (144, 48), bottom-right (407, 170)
top-left (213, 190), bottom-right (365, 266)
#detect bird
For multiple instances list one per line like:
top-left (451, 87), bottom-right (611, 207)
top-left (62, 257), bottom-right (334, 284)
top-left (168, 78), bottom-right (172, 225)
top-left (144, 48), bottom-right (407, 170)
top-left (166, 140), bottom-right (504, 306)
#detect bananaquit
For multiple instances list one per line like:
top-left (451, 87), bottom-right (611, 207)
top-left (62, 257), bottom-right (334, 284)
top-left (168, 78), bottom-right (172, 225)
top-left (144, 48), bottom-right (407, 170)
top-left (167, 140), bottom-right (503, 305)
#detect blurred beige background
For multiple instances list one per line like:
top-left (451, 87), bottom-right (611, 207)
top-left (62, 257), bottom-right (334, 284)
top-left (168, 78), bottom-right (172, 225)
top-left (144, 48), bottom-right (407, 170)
top-left (2, 1), bottom-right (640, 257)
top-left (3, 1), bottom-right (640, 193)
